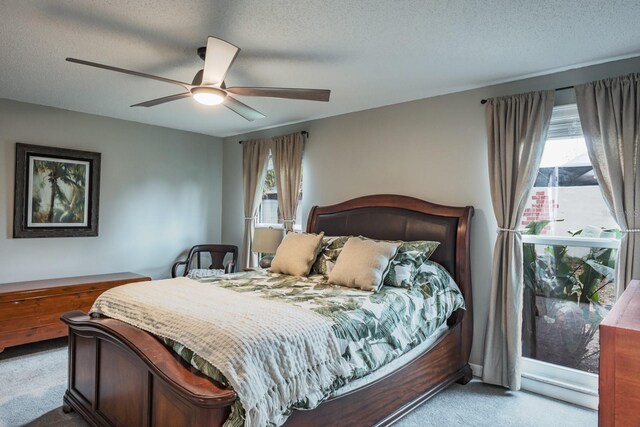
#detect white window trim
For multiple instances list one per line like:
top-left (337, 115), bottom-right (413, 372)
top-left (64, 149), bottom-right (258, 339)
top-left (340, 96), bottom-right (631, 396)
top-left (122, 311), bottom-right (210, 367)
top-left (522, 234), bottom-right (620, 249)
top-left (521, 358), bottom-right (598, 410)
top-left (470, 361), bottom-right (598, 410)
top-left (520, 234), bottom-right (617, 409)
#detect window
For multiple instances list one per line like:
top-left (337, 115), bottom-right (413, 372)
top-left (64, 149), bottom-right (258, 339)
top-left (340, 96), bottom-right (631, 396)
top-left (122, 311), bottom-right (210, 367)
top-left (521, 104), bottom-right (618, 238)
top-left (256, 154), bottom-right (303, 230)
top-left (520, 104), bottom-right (619, 407)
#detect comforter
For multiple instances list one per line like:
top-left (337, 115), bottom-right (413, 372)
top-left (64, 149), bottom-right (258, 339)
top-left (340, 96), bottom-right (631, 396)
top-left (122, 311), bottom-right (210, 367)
top-left (164, 261), bottom-right (465, 427)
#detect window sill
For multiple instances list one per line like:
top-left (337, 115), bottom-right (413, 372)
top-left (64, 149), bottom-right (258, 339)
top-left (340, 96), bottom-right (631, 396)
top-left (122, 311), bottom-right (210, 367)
top-left (521, 234), bottom-right (620, 249)
top-left (521, 358), bottom-right (598, 410)
top-left (256, 223), bottom-right (302, 232)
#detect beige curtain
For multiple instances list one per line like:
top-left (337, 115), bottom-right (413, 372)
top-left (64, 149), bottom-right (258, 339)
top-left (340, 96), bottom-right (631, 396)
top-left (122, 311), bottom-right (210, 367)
top-left (483, 90), bottom-right (555, 390)
top-left (272, 132), bottom-right (305, 232)
top-left (242, 139), bottom-right (271, 269)
top-left (575, 73), bottom-right (640, 296)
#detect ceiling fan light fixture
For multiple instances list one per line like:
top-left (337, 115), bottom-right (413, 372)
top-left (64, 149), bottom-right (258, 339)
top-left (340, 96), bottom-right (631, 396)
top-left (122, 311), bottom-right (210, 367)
top-left (191, 87), bottom-right (226, 106)
top-left (66, 37), bottom-right (330, 121)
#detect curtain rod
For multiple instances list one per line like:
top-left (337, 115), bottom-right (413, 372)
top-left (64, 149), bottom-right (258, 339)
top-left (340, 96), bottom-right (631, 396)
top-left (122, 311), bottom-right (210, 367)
top-left (480, 85), bottom-right (574, 105)
top-left (238, 131), bottom-right (309, 144)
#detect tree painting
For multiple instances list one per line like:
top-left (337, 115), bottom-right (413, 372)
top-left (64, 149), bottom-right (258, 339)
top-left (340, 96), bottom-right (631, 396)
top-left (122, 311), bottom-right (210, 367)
top-left (30, 158), bottom-right (88, 225)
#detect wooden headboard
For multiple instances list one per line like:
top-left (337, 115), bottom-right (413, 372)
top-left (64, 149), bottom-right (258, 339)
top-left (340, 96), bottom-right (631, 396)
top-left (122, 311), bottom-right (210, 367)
top-left (306, 194), bottom-right (474, 361)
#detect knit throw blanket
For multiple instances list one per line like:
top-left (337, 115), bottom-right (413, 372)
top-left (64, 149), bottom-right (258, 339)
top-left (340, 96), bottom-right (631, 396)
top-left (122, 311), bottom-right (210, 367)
top-left (90, 278), bottom-right (350, 427)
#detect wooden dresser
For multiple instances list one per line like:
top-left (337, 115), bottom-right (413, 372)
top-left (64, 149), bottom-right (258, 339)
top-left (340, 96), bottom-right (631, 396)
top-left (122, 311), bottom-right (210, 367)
top-left (599, 280), bottom-right (640, 426)
top-left (0, 272), bottom-right (150, 352)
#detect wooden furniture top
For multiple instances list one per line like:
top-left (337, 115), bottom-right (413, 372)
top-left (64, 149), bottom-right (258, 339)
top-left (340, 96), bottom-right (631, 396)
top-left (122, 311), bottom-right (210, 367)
top-left (601, 280), bottom-right (640, 332)
top-left (0, 272), bottom-right (149, 297)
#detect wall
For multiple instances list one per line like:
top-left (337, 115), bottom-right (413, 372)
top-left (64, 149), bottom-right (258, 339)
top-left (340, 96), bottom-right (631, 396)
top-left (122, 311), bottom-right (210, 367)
top-left (0, 99), bottom-right (223, 283)
top-left (221, 56), bottom-right (640, 367)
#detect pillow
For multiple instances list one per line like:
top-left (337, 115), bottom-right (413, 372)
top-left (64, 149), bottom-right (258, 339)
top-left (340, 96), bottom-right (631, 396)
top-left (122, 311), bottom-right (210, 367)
top-left (328, 237), bottom-right (400, 291)
top-left (270, 231), bottom-right (325, 276)
top-left (383, 240), bottom-right (440, 288)
top-left (310, 236), bottom-right (351, 276)
top-left (187, 269), bottom-right (225, 279)
top-left (414, 260), bottom-right (461, 294)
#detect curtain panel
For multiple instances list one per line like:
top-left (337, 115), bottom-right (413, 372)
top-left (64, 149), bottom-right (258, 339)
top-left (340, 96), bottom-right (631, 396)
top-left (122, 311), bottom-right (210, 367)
top-left (271, 132), bottom-right (304, 232)
top-left (482, 90), bottom-right (555, 390)
top-left (575, 73), bottom-right (640, 296)
top-left (242, 139), bottom-right (272, 269)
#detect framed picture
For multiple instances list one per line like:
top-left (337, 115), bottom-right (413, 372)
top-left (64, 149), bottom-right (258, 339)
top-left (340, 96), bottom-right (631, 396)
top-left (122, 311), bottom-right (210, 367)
top-left (13, 143), bottom-right (101, 238)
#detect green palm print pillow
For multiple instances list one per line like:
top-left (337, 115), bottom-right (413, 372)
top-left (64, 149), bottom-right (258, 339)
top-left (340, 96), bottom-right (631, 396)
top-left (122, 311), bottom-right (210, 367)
top-left (383, 240), bottom-right (440, 288)
top-left (413, 260), bottom-right (460, 294)
top-left (310, 236), bottom-right (351, 276)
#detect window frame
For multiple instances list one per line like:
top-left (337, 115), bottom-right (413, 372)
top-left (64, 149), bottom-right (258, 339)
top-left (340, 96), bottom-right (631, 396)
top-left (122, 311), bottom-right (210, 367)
top-left (519, 102), bottom-right (619, 408)
top-left (256, 152), bottom-right (303, 231)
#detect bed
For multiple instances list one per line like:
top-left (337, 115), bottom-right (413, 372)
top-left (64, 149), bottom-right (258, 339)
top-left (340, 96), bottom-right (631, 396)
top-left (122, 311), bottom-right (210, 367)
top-left (61, 194), bottom-right (474, 426)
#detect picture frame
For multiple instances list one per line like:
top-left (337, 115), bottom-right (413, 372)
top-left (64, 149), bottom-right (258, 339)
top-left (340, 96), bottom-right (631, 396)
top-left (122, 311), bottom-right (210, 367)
top-left (13, 143), bottom-right (101, 238)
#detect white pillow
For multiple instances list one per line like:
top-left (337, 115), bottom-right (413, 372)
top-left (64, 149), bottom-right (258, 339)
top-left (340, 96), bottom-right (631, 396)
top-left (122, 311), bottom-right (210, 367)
top-left (187, 269), bottom-right (225, 279)
top-left (328, 237), bottom-right (400, 291)
top-left (270, 231), bottom-right (325, 276)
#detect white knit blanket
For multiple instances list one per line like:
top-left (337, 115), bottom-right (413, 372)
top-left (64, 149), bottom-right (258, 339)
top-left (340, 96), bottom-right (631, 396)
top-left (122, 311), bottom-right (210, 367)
top-left (90, 277), bottom-right (350, 427)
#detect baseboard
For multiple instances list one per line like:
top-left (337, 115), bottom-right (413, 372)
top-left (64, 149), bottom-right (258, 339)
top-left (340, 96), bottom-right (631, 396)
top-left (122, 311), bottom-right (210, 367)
top-left (469, 363), bottom-right (483, 378)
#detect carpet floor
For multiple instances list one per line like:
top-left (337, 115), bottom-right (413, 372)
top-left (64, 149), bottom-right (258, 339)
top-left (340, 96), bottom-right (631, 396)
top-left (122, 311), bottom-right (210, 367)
top-left (0, 339), bottom-right (597, 427)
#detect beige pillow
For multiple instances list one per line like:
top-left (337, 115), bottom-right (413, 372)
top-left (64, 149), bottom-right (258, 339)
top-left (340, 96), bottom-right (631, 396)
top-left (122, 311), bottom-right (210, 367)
top-left (270, 231), bottom-right (325, 276)
top-left (328, 237), bottom-right (400, 291)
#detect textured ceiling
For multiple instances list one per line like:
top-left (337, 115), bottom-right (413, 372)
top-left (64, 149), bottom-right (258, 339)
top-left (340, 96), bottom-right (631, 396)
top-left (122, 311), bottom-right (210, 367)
top-left (1, 1), bottom-right (640, 137)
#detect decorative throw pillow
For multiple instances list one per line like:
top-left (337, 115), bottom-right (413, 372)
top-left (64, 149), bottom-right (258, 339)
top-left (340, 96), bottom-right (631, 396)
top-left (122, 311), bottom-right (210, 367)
top-left (270, 231), bottom-right (325, 276)
top-left (328, 237), bottom-right (400, 292)
top-left (413, 260), bottom-right (461, 294)
top-left (383, 240), bottom-right (440, 288)
top-left (187, 269), bottom-right (226, 279)
top-left (310, 236), bottom-right (351, 276)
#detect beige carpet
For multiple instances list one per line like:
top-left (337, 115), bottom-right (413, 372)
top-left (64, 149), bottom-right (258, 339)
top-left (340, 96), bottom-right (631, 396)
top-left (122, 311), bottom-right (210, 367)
top-left (0, 339), bottom-right (597, 427)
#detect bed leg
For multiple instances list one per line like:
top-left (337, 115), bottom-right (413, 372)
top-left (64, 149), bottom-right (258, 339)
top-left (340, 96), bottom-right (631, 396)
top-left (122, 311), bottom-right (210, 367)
top-left (456, 364), bottom-right (473, 385)
top-left (62, 395), bottom-right (74, 414)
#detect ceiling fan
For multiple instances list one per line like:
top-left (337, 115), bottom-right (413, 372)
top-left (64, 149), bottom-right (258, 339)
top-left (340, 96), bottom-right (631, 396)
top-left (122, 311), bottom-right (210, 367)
top-left (66, 36), bottom-right (331, 121)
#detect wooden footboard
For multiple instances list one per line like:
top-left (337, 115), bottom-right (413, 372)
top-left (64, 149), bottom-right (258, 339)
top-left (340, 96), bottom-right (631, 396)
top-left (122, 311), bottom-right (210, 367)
top-left (62, 308), bottom-right (469, 427)
top-left (62, 310), bottom-right (236, 427)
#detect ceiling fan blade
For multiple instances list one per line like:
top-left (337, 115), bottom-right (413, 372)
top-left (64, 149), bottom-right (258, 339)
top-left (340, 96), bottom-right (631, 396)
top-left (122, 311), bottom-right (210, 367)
top-left (226, 87), bottom-right (330, 102)
top-left (202, 37), bottom-right (240, 86)
top-left (224, 96), bottom-right (265, 121)
top-left (66, 58), bottom-right (190, 89)
top-left (131, 92), bottom-right (191, 107)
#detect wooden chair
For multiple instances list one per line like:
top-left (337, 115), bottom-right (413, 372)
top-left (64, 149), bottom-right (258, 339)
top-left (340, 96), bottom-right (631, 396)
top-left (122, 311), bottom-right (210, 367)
top-left (171, 244), bottom-right (238, 278)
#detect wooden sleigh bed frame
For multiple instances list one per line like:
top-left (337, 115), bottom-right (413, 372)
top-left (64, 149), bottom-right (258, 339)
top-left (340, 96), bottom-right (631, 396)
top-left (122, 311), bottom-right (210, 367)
top-left (61, 194), bottom-right (474, 427)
